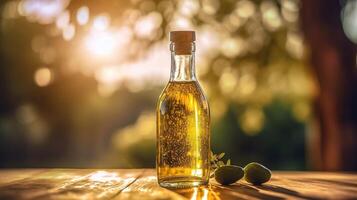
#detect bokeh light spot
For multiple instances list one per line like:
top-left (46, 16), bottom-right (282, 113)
top-left (62, 23), bottom-right (75, 41)
top-left (34, 67), bottom-right (52, 87)
top-left (93, 14), bottom-right (110, 31)
top-left (239, 108), bottom-right (265, 135)
top-left (76, 6), bottom-right (90, 25)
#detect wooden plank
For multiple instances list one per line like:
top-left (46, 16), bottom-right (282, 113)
top-left (0, 170), bottom-right (356, 200)
top-left (114, 169), bottom-right (187, 200)
top-left (0, 169), bottom-right (48, 186)
top-left (115, 170), bottom-right (357, 200)
top-left (206, 171), bottom-right (357, 200)
top-left (0, 169), bottom-right (143, 200)
top-left (115, 169), bottom-right (290, 200)
top-left (259, 172), bottom-right (357, 199)
top-left (117, 170), bottom-right (287, 200)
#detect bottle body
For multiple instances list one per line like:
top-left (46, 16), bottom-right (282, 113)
top-left (156, 31), bottom-right (210, 188)
top-left (157, 81), bottom-right (210, 188)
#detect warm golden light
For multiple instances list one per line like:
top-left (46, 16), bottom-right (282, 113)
top-left (89, 171), bottom-right (120, 182)
top-left (34, 67), bottom-right (52, 87)
top-left (239, 107), bottom-right (265, 135)
top-left (221, 37), bottom-right (244, 58)
top-left (76, 6), bottom-right (89, 25)
top-left (84, 30), bottom-right (118, 57)
top-left (62, 23), bottom-right (75, 41)
top-left (261, 1), bottom-right (282, 31)
top-left (55, 10), bottom-right (69, 30)
top-left (93, 14), bottom-right (110, 31)
top-left (219, 69), bottom-right (238, 94)
top-left (236, 0), bottom-right (256, 18)
top-left (19, 0), bottom-right (70, 24)
top-left (134, 12), bottom-right (163, 38)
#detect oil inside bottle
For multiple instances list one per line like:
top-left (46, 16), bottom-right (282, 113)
top-left (157, 81), bottom-right (210, 188)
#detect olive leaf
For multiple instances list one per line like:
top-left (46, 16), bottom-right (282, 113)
top-left (210, 151), bottom-right (232, 178)
top-left (226, 159), bottom-right (231, 166)
top-left (218, 153), bottom-right (225, 159)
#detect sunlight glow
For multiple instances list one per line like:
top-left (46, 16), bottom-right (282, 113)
top-left (84, 30), bottom-right (118, 57)
top-left (239, 107), bottom-right (265, 135)
top-left (171, 15), bottom-right (193, 29)
top-left (34, 67), bottom-right (52, 87)
top-left (134, 12), bottom-right (163, 38)
top-left (93, 14), bottom-right (110, 31)
top-left (261, 1), bottom-right (282, 31)
top-left (219, 69), bottom-right (238, 94)
top-left (20, 0), bottom-right (69, 24)
top-left (77, 6), bottom-right (90, 25)
top-left (62, 23), bottom-right (75, 41)
top-left (55, 10), bottom-right (69, 29)
top-left (221, 37), bottom-right (245, 58)
top-left (179, 0), bottom-right (199, 17)
top-left (95, 66), bottom-right (121, 85)
top-left (236, 0), bottom-right (255, 18)
top-left (89, 171), bottom-right (121, 182)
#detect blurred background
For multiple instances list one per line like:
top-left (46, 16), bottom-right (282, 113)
top-left (0, 0), bottom-right (356, 170)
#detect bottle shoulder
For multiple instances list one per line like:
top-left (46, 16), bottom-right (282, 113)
top-left (157, 81), bottom-right (209, 112)
top-left (159, 81), bottom-right (207, 98)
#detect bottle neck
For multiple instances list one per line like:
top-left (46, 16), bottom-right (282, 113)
top-left (170, 42), bottom-right (196, 82)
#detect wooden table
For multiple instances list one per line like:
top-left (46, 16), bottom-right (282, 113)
top-left (0, 169), bottom-right (356, 199)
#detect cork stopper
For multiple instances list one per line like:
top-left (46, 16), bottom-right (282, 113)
top-left (170, 31), bottom-right (195, 55)
top-left (170, 31), bottom-right (196, 43)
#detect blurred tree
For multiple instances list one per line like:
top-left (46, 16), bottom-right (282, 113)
top-left (0, 0), bottom-right (328, 170)
top-left (301, 0), bottom-right (357, 170)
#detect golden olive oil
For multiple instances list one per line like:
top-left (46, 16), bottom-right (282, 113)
top-left (157, 81), bottom-right (210, 188)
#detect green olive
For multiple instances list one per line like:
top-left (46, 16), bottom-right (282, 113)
top-left (214, 165), bottom-right (244, 185)
top-left (244, 162), bottom-right (271, 185)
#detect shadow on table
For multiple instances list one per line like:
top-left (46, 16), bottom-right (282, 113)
top-left (170, 183), bottom-right (323, 200)
top-left (295, 178), bottom-right (357, 189)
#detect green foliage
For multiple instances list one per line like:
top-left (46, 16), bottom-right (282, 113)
top-left (0, 0), bottom-right (310, 169)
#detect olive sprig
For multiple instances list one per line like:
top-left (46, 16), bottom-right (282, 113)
top-left (210, 151), bottom-right (231, 178)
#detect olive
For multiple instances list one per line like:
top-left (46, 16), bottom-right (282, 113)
top-left (244, 162), bottom-right (271, 185)
top-left (214, 165), bottom-right (244, 185)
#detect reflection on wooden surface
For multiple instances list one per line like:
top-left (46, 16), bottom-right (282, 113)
top-left (0, 169), bottom-right (356, 199)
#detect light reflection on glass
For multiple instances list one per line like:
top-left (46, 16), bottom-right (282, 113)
top-left (191, 187), bottom-right (199, 200)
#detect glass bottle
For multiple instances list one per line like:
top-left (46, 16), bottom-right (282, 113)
top-left (156, 31), bottom-right (210, 188)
